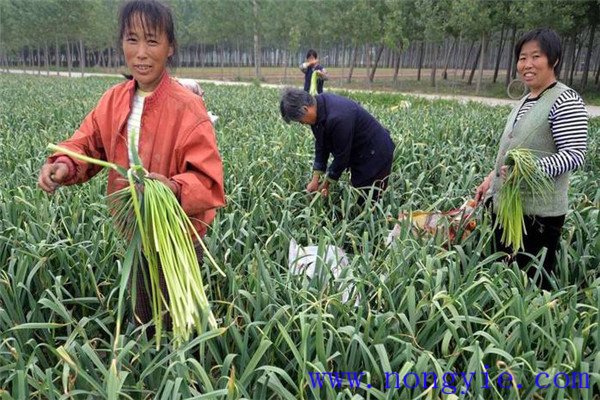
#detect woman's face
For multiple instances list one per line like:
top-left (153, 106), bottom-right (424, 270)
top-left (517, 40), bottom-right (557, 94)
top-left (122, 15), bottom-right (173, 92)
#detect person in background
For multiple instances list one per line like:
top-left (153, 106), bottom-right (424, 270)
top-left (37, 0), bottom-right (225, 331)
top-left (280, 88), bottom-right (395, 204)
top-left (474, 28), bottom-right (588, 290)
top-left (300, 49), bottom-right (328, 94)
top-left (176, 78), bottom-right (219, 124)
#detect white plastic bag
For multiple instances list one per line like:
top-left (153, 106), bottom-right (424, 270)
top-left (288, 239), bottom-right (355, 304)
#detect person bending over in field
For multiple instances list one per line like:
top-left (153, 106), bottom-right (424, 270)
top-left (175, 78), bottom-right (219, 124)
top-left (474, 28), bottom-right (588, 290)
top-left (37, 0), bottom-right (225, 332)
top-left (279, 88), bottom-right (395, 203)
top-left (300, 49), bottom-right (328, 94)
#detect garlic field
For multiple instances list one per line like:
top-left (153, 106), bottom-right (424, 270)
top-left (0, 74), bottom-right (598, 399)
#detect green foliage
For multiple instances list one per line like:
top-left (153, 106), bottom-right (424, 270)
top-left (0, 75), bottom-right (598, 398)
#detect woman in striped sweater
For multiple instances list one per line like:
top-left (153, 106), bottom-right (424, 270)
top-left (474, 28), bottom-right (589, 290)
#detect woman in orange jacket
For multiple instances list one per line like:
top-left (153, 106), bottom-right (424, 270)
top-left (37, 0), bottom-right (225, 330)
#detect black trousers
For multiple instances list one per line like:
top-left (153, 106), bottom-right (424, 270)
top-left (355, 162), bottom-right (392, 207)
top-left (491, 212), bottom-right (565, 290)
top-left (133, 244), bottom-right (204, 335)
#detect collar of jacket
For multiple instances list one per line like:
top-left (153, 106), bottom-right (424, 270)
top-left (125, 70), bottom-right (172, 111)
top-left (314, 94), bottom-right (327, 127)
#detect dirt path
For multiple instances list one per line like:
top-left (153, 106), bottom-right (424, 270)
top-left (4, 69), bottom-right (599, 117)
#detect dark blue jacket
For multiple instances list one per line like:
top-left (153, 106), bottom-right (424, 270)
top-left (311, 93), bottom-right (395, 187)
top-left (302, 64), bottom-right (325, 94)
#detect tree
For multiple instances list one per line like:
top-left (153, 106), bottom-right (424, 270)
top-left (383, 0), bottom-right (409, 84)
top-left (581, 0), bottom-right (600, 89)
top-left (450, 0), bottom-right (494, 93)
top-left (333, 0), bottom-right (378, 83)
top-left (417, 0), bottom-right (450, 87)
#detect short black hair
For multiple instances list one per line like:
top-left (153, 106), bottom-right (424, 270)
top-left (279, 87), bottom-right (315, 123)
top-left (118, 0), bottom-right (177, 63)
top-left (514, 28), bottom-right (561, 75)
top-left (306, 49), bottom-right (318, 59)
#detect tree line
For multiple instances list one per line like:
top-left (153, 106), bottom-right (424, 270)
top-left (1, 0), bottom-right (599, 91)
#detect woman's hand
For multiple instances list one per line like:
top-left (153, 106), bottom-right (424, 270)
top-left (306, 175), bottom-right (320, 193)
top-left (474, 172), bottom-right (494, 205)
top-left (38, 162), bottom-right (69, 194)
top-left (474, 167), bottom-right (509, 205)
top-left (318, 181), bottom-right (330, 197)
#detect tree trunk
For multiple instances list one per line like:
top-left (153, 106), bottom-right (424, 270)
top-left (365, 44), bottom-right (371, 82)
top-left (55, 39), bottom-right (60, 75)
top-left (452, 36), bottom-right (462, 78)
top-left (44, 43), bottom-right (50, 76)
top-left (462, 41), bottom-right (474, 79)
top-left (430, 43), bottom-right (439, 87)
top-left (369, 44), bottom-right (385, 82)
top-left (237, 41), bottom-right (242, 79)
top-left (442, 38), bottom-right (455, 80)
top-left (476, 34), bottom-right (486, 93)
top-left (574, 33), bottom-right (586, 78)
top-left (568, 36), bottom-right (578, 85)
top-left (417, 41), bottom-right (425, 81)
top-left (200, 43), bottom-right (205, 68)
top-left (505, 26), bottom-right (517, 87)
top-left (220, 45), bottom-right (225, 80)
top-left (36, 44), bottom-right (41, 75)
top-left (581, 22), bottom-right (596, 89)
top-left (193, 44), bottom-right (199, 68)
top-left (21, 49), bottom-right (26, 72)
top-left (66, 39), bottom-right (72, 77)
top-left (283, 48), bottom-right (288, 83)
top-left (252, 0), bottom-right (261, 79)
top-left (594, 46), bottom-right (600, 85)
top-left (108, 47), bottom-right (113, 71)
top-left (468, 42), bottom-right (482, 85)
top-left (493, 27), bottom-right (505, 83)
top-left (347, 44), bottom-right (358, 83)
top-left (393, 51), bottom-right (402, 83)
top-left (79, 38), bottom-right (85, 77)
top-left (340, 42), bottom-right (345, 83)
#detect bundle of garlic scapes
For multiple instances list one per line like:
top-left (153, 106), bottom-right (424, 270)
top-left (497, 148), bottom-right (553, 253)
top-left (47, 137), bottom-right (223, 348)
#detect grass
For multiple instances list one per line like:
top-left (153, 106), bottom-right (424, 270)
top-left (0, 74), bottom-right (598, 398)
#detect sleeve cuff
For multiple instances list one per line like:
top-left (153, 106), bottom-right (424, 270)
top-left (312, 169), bottom-right (324, 176)
top-left (170, 179), bottom-right (182, 201)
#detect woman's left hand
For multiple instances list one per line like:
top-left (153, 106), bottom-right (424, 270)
top-left (147, 172), bottom-right (179, 196)
top-left (318, 181), bottom-right (330, 197)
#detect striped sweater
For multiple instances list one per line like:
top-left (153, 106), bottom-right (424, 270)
top-left (514, 88), bottom-right (588, 177)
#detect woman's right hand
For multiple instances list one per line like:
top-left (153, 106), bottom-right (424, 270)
top-left (474, 172), bottom-right (494, 205)
top-left (38, 162), bottom-right (69, 194)
top-left (306, 176), bottom-right (320, 193)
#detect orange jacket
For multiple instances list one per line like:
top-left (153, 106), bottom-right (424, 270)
top-left (48, 72), bottom-right (225, 236)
